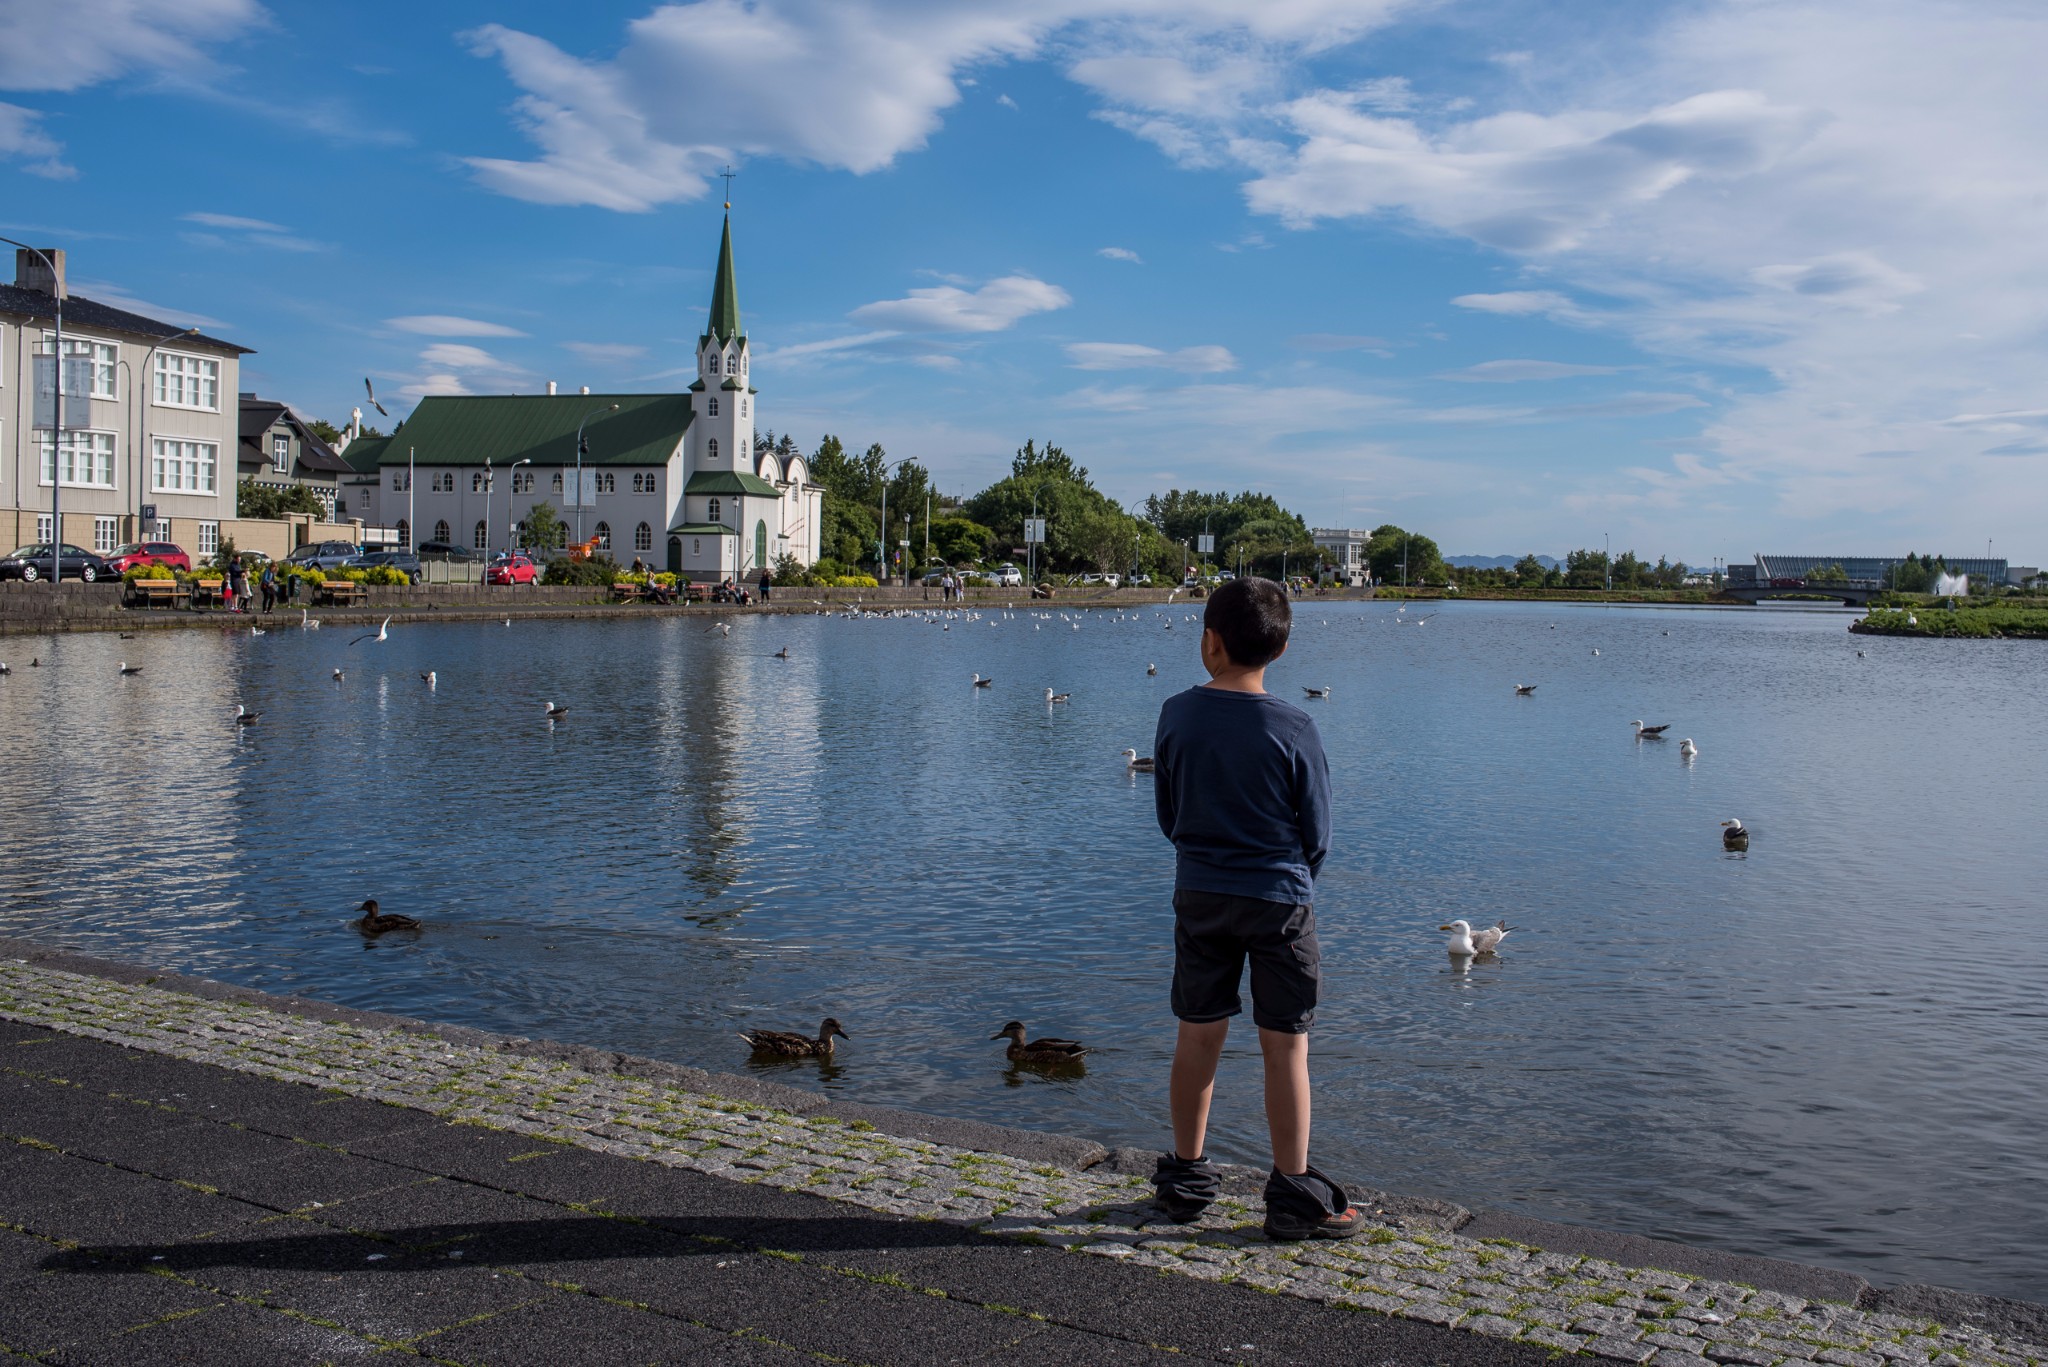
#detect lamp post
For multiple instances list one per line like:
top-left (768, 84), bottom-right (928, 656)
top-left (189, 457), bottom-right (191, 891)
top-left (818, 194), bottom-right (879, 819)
top-left (3, 237), bottom-right (64, 582)
top-left (1604, 531), bottom-right (1611, 592)
top-left (877, 457), bottom-right (920, 586)
top-left (483, 456), bottom-right (493, 565)
top-left (572, 403), bottom-right (619, 545)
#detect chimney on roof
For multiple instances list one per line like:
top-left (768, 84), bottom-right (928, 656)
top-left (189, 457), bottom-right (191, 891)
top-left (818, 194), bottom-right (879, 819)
top-left (546, 380), bottom-right (558, 396)
top-left (579, 385), bottom-right (590, 395)
top-left (14, 247), bottom-right (66, 298)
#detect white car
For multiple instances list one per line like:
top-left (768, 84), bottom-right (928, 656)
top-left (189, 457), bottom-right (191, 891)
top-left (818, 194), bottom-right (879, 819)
top-left (1079, 572), bottom-right (1122, 587)
top-left (986, 564), bottom-right (1023, 587)
top-left (1128, 573), bottom-right (1152, 586)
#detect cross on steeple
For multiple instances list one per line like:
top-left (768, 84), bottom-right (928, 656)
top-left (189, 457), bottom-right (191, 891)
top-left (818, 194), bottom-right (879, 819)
top-left (718, 164), bottom-right (736, 208)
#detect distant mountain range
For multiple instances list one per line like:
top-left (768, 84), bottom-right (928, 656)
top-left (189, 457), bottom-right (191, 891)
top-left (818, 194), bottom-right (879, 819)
top-left (1445, 554), bottom-right (1561, 570)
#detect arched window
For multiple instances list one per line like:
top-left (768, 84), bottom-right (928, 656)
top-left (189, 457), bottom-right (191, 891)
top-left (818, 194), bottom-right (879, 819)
top-left (433, 520), bottom-right (450, 544)
top-left (708, 397), bottom-right (718, 417)
top-left (594, 521), bottom-right (612, 551)
top-left (472, 472), bottom-right (483, 492)
top-left (708, 438), bottom-right (718, 461)
top-left (634, 521), bottom-right (652, 552)
top-left (710, 354), bottom-right (721, 374)
top-left (667, 536), bottom-right (681, 574)
top-left (741, 397), bottom-right (748, 417)
top-left (754, 520), bottom-right (767, 569)
top-left (707, 498), bottom-right (720, 522)
top-left (396, 519), bottom-right (410, 548)
top-left (473, 520), bottom-right (488, 551)
top-left (552, 472), bottom-right (563, 491)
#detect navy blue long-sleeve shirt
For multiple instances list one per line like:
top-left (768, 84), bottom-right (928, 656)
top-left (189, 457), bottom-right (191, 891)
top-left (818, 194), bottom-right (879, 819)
top-left (1153, 686), bottom-right (1332, 905)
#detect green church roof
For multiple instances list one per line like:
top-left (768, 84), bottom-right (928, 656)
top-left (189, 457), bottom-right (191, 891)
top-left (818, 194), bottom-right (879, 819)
top-left (371, 394), bottom-right (690, 468)
top-left (668, 520), bottom-right (732, 535)
top-left (685, 469), bottom-right (781, 498)
top-left (340, 435), bottom-right (391, 474)
top-left (703, 215), bottom-right (742, 344)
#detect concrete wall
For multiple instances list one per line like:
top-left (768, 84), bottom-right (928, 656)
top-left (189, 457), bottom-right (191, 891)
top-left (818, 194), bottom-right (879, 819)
top-left (0, 510), bottom-right (362, 559)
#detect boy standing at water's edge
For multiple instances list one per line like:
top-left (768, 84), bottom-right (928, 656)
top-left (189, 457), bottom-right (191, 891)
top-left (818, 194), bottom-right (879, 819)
top-left (1149, 578), bottom-right (1362, 1241)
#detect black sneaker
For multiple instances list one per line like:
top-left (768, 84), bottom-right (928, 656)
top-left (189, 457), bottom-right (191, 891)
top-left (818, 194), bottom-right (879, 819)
top-left (1262, 1164), bottom-right (1368, 1242)
top-left (1152, 1152), bottom-right (1222, 1222)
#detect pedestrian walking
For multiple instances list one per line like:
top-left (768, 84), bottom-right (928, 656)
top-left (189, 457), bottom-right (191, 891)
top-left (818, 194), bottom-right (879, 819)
top-left (259, 564), bottom-right (276, 613)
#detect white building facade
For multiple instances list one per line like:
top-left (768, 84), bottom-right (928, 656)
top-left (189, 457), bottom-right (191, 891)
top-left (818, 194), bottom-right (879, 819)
top-left (1313, 527), bottom-right (1372, 586)
top-left (347, 216), bottom-right (821, 580)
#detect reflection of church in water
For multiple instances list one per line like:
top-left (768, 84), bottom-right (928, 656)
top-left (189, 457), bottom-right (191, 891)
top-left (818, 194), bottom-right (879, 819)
top-left (344, 212), bottom-right (822, 582)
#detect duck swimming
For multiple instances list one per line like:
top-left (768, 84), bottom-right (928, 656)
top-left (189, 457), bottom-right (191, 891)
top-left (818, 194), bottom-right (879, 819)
top-left (991, 1021), bottom-right (1090, 1064)
top-left (740, 1018), bottom-right (849, 1058)
top-left (355, 899), bottom-right (421, 934)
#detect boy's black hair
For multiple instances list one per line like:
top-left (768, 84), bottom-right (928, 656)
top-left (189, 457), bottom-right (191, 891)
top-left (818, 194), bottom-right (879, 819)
top-left (1203, 577), bottom-right (1291, 667)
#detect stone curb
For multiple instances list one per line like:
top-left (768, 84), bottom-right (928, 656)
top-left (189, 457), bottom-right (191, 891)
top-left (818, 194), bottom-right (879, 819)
top-left (1, 940), bottom-right (2042, 1367)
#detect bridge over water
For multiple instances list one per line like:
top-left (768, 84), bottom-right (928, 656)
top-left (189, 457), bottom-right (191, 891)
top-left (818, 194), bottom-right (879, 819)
top-left (1722, 579), bottom-right (1886, 606)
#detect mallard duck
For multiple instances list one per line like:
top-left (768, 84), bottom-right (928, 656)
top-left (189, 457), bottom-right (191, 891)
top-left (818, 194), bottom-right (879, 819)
top-left (1721, 818), bottom-right (1748, 849)
top-left (355, 899), bottom-right (421, 934)
top-left (991, 1021), bottom-right (1089, 1064)
top-left (1120, 748), bottom-right (1156, 773)
top-left (740, 1018), bottom-right (849, 1058)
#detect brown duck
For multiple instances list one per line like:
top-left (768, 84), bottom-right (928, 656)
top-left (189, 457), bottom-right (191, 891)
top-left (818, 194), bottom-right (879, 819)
top-left (991, 1021), bottom-right (1090, 1064)
top-left (740, 1018), bottom-right (849, 1058)
top-left (355, 899), bottom-right (421, 934)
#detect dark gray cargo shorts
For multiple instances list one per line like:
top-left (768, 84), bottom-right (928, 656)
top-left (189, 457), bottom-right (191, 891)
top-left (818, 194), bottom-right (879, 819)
top-left (1170, 889), bottom-right (1321, 1034)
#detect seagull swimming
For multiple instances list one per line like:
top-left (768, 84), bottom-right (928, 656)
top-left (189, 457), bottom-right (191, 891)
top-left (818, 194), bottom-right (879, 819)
top-left (1591, 648), bottom-right (1601, 656)
top-left (1679, 738), bottom-right (1699, 758)
top-left (1120, 748), bottom-right (1156, 773)
top-left (1632, 720), bottom-right (1671, 737)
top-left (118, 662), bottom-right (142, 676)
top-left (233, 704), bottom-right (261, 726)
top-left (1045, 688), bottom-right (1071, 704)
top-left (1147, 663), bottom-right (1157, 676)
top-left (1514, 683), bottom-right (1537, 695)
top-left (1303, 685), bottom-right (1332, 699)
top-left (350, 616), bottom-right (391, 647)
top-left (1721, 818), bottom-right (1748, 849)
top-left (421, 671), bottom-right (436, 688)
top-left (544, 701), bottom-right (569, 719)
top-left (249, 626), bottom-right (266, 636)
top-left (1440, 919), bottom-right (1512, 956)
top-left (332, 668), bottom-right (344, 682)
top-left (774, 646), bottom-right (789, 659)
top-left (971, 673), bottom-right (994, 688)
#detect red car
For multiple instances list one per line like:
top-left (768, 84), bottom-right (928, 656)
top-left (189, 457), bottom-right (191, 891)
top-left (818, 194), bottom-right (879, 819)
top-left (105, 541), bottom-right (192, 573)
top-left (485, 554), bottom-right (538, 585)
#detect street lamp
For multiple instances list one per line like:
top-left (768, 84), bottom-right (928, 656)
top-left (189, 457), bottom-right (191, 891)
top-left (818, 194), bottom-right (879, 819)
top-left (877, 457), bottom-right (920, 586)
top-left (3, 237), bottom-right (65, 583)
top-left (572, 403), bottom-right (619, 545)
top-left (507, 459), bottom-right (531, 560)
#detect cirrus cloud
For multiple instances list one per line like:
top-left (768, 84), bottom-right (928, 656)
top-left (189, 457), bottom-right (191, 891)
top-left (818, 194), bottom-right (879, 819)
top-left (386, 315), bottom-right (531, 338)
top-left (1065, 341), bottom-right (1236, 373)
top-left (850, 274), bottom-right (1070, 333)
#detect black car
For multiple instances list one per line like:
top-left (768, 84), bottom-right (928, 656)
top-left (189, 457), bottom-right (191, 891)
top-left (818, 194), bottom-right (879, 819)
top-left (283, 540), bottom-right (361, 572)
top-left (0, 543), bottom-right (115, 582)
top-left (344, 549), bottom-right (421, 583)
top-left (414, 541), bottom-right (480, 563)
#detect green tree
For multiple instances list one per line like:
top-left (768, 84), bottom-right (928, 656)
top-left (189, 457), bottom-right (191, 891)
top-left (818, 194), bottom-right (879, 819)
top-left (1806, 561), bottom-right (1848, 583)
top-left (522, 500), bottom-right (565, 554)
top-left (1366, 525), bottom-right (1445, 585)
top-left (236, 479), bottom-right (326, 519)
top-left (306, 418), bottom-right (343, 445)
top-left (1512, 554), bottom-right (1547, 585)
top-left (1563, 548), bottom-right (1611, 588)
top-left (927, 515), bottom-right (994, 565)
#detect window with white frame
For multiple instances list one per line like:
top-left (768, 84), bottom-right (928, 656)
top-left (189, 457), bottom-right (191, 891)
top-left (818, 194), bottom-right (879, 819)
top-left (594, 521), bottom-right (611, 550)
top-left (552, 472), bottom-right (563, 491)
top-left (433, 519), bottom-right (451, 543)
top-left (474, 520), bottom-right (488, 550)
top-left (41, 430), bottom-right (117, 488)
top-left (708, 438), bottom-right (718, 461)
top-left (741, 397), bottom-right (748, 417)
top-left (708, 397), bottom-right (718, 417)
top-left (472, 472), bottom-right (484, 493)
top-left (94, 517), bottom-right (117, 554)
top-left (37, 338), bottom-right (118, 398)
top-left (634, 521), bottom-right (652, 552)
top-left (271, 434), bottom-right (289, 469)
top-left (197, 522), bottom-right (219, 556)
top-left (153, 351), bottom-right (219, 410)
top-left (596, 472), bottom-right (615, 494)
top-left (391, 472), bottom-right (405, 490)
top-left (36, 515), bottom-right (53, 544)
top-left (514, 471), bottom-right (534, 493)
top-left (151, 438), bottom-right (217, 493)
top-left (396, 519), bottom-right (410, 548)
top-left (707, 497), bottom-right (720, 522)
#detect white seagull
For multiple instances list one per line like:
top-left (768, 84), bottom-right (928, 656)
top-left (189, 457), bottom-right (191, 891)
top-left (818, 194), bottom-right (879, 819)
top-left (1119, 748), bottom-right (1156, 773)
top-left (364, 376), bottom-right (388, 417)
top-left (421, 671), bottom-right (437, 689)
top-left (544, 701), bottom-right (569, 719)
top-left (1440, 919), bottom-right (1513, 956)
top-left (332, 668), bottom-right (344, 682)
top-left (1721, 818), bottom-right (1748, 848)
top-left (1303, 685), bottom-right (1332, 699)
top-left (1045, 688), bottom-right (1071, 704)
top-left (1679, 738), bottom-right (1699, 758)
top-left (706, 622), bottom-right (731, 636)
top-left (971, 673), bottom-right (993, 688)
top-left (118, 662), bottom-right (142, 676)
top-left (233, 704), bottom-right (262, 726)
top-left (350, 616), bottom-right (391, 647)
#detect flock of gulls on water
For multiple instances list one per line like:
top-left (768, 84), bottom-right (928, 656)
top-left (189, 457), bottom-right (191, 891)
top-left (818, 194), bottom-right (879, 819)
top-left (17, 598), bottom-right (1762, 1034)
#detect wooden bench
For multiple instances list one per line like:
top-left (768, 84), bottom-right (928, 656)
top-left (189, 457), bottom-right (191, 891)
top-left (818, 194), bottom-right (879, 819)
top-left (317, 579), bottom-right (368, 606)
top-left (610, 582), bottom-right (646, 603)
top-left (191, 578), bottom-right (225, 607)
top-left (684, 583), bottom-right (710, 603)
top-left (126, 579), bottom-right (188, 609)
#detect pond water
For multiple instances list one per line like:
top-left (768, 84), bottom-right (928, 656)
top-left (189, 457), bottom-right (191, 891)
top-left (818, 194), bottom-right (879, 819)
top-left (1, 600), bottom-right (2043, 1298)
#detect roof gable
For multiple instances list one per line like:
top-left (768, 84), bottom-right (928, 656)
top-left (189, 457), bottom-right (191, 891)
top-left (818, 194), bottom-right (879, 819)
top-left (373, 394), bottom-right (691, 467)
top-left (0, 284), bottom-right (250, 354)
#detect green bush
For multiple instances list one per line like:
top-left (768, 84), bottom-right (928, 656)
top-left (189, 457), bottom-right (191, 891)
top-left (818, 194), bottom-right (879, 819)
top-left (829, 574), bottom-right (879, 588)
top-left (123, 564), bottom-right (175, 582)
top-left (811, 556), bottom-right (847, 582)
top-left (362, 566), bottom-right (410, 586)
top-left (543, 555), bottom-right (620, 587)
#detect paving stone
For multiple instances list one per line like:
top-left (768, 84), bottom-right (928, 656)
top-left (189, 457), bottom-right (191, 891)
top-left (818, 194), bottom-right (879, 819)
top-left (37, 1298), bottom-right (383, 1366)
top-left (1707, 1346), bottom-right (1784, 1366)
top-left (0, 1267), bottom-right (223, 1356)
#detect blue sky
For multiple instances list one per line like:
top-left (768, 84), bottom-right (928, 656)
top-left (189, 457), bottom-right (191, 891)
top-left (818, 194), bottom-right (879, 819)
top-left (4, 0), bottom-right (2043, 565)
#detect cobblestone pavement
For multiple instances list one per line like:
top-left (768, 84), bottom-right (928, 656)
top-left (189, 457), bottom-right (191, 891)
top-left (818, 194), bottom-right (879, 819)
top-left (3, 959), bottom-right (2040, 1367)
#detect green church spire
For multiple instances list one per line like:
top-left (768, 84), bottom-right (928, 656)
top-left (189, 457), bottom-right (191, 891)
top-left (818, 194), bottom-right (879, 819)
top-left (705, 214), bottom-right (742, 344)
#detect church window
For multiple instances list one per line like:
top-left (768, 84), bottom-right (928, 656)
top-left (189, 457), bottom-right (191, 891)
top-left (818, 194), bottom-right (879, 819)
top-left (552, 472), bottom-right (563, 491)
top-left (474, 520), bottom-right (488, 551)
top-left (708, 397), bottom-right (718, 417)
top-left (396, 519), bottom-right (409, 548)
top-left (433, 520), bottom-right (450, 544)
top-left (708, 438), bottom-right (719, 461)
top-left (708, 498), bottom-right (721, 522)
top-left (596, 472), bottom-right (615, 494)
top-left (635, 521), bottom-right (652, 552)
top-left (710, 354), bottom-right (721, 374)
top-left (473, 472), bottom-right (483, 493)
top-left (693, 539), bottom-right (701, 556)
top-left (595, 521), bottom-right (612, 551)
top-left (741, 398), bottom-right (748, 417)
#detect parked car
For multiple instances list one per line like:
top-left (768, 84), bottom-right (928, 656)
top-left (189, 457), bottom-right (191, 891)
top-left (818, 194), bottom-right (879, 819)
top-left (985, 564), bottom-right (1023, 587)
top-left (103, 542), bottom-right (191, 574)
top-left (1079, 572), bottom-right (1123, 587)
top-left (484, 554), bottom-right (538, 585)
top-left (344, 549), bottom-right (421, 583)
top-left (415, 541), bottom-right (480, 563)
top-left (0, 544), bottom-right (114, 582)
top-left (1128, 573), bottom-right (1153, 586)
top-left (283, 540), bottom-right (361, 571)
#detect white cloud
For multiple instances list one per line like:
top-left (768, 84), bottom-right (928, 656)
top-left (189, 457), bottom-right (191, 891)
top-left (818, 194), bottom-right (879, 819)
top-left (1749, 251), bottom-right (1922, 314)
top-left (1291, 332), bottom-right (1392, 352)
top-left (386, 315), bottom-right (530, 338)
top-left (0, 0), bottom-right (264, 92)
top-left (997, 94), bottom-right (1019, 110)
top-left (418, 343), bottom-right (508, 371)
top-left (183, 212), bottom-right (284, 231)
top-left (1438, 359), bottom-right (1623, 382)
top-left (69, 278), bottom-right (229, 329)
top-left (759, 330), bottom-right (903, 362)
top-left (1451, 290), bottom-right (1581, 318)
top-left (0, 102), bottom-right (73, 178)
top-left (1098, 246), bottom-right (1143, 263)
top-left (913, 353), bottom-right (965, 370)
top-left (393, 340), bottom-right (531, 402)
top-left (1065, 342), bottom-right (1237, 373)
top-left (561, 341), bottom-right (648, 362)
top-left (851, 275), bottom-right (1070, 332)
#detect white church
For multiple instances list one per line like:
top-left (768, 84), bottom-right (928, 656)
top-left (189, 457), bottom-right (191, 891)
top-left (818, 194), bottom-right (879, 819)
top-left (339, 214), bottom-right (823, 581)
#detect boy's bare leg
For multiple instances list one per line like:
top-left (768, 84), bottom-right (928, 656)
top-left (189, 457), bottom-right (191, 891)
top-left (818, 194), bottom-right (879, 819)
top-left (1258, 1027), bottom-right (1311, 1174)
top-left (1169, 1020), bottom-right (1229, 1158)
